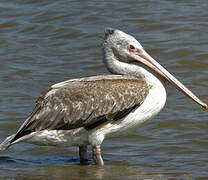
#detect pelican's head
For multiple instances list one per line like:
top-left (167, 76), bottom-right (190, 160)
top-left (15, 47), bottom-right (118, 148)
top-left (103, 28), bottom-right (143, 63)
top-left (102, 27), bottom-right (207, 110)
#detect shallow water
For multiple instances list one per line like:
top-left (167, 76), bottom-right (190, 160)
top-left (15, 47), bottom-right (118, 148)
top-left (0, 0), bottom-right (208, 179)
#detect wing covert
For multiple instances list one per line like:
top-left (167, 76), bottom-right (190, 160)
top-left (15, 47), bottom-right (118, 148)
top-left (12, 75), bottom-right (149, 141)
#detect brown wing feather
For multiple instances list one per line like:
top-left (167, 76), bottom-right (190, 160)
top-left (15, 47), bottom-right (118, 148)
top-left (12, 75), bottom-right (149, 142)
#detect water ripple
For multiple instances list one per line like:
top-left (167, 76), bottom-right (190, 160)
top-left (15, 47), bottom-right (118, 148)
top-left (0, 0), bottom-right (208, 179)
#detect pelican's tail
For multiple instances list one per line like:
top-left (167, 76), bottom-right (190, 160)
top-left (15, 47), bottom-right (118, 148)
top-left (0, 134), bottom-right (15, 151)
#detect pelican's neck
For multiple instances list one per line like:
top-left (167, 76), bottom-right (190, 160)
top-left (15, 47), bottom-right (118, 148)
top-left (103, 49), bottom-right (165, 88)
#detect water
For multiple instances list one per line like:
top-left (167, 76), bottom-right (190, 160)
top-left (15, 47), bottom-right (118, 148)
top-left (0, 0), bottom-right (208, 179)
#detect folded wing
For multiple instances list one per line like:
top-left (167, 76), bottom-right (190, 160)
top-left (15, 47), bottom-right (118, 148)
top-left (12, 75), bottom-right (149, 142)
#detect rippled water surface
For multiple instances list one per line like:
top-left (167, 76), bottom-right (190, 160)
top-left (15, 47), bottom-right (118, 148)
top-left (0, 0), bottom-right (208, 179)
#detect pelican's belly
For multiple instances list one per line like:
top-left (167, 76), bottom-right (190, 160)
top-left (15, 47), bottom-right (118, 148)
top-left (88, 84), bottom-right (167, 145)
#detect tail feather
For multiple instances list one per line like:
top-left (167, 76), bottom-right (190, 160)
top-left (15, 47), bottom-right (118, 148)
top-left (0, 134), bottom-right (15, 151)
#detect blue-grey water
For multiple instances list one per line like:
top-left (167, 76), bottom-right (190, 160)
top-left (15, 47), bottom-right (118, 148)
top-left (0, 0), bottom-right (208, 179)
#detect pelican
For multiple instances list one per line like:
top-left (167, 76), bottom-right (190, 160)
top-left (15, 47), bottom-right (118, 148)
top-left (0, 28), bottom-right (207, 166)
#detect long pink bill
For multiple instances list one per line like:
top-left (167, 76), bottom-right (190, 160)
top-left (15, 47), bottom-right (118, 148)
top-left (128, 49), bottom-right (208, 110)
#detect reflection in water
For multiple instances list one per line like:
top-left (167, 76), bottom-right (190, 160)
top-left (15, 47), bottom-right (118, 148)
top-left (14, 163), bottom-right (189, 180)
top-left (0, 149), bottom-right (190, 179)
top-left (0, 0), bottom-right (208, 179)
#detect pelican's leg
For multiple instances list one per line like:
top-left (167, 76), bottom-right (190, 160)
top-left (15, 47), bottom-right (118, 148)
top-left (92, 145), bottom-right (104, 166)
top-left (79, 146), bottom-right (88, 164)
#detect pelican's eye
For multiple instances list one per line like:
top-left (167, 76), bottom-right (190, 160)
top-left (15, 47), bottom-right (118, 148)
top-left (129, 45), bottom-right (135, 51)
